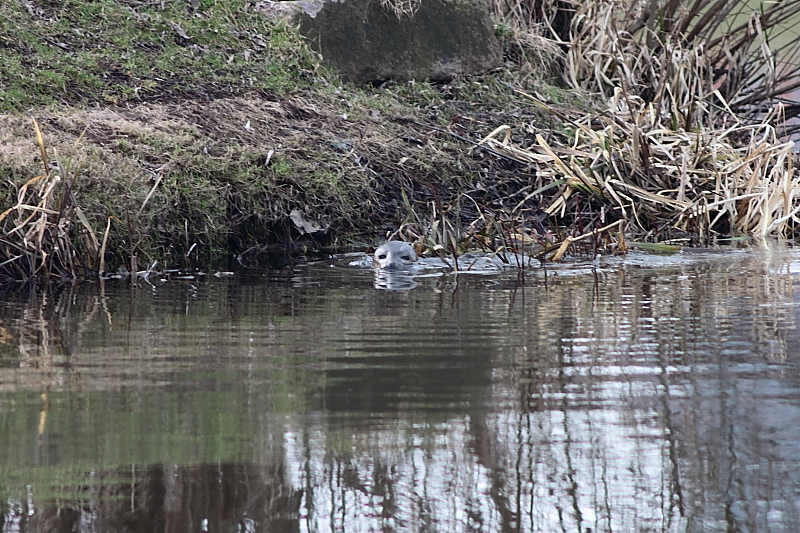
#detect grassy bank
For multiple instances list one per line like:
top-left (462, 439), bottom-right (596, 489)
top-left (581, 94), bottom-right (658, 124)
top-left (1, 0), bottom-right (799, 281)
top-left (0, 0), bottom-right (322, 108)
top-left (1, 0), bottom-right (517, 278)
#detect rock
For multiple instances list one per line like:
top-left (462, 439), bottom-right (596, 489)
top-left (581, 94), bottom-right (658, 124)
top-left (258, 0), bottom-right (502, 86)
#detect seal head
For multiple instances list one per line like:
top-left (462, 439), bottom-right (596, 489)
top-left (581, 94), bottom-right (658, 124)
top-left (373, 241), bottom-right (418, 270)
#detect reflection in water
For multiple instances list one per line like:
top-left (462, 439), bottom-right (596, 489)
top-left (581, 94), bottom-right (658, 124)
top-left (0, 247), bottom-right (800, 532)
top-left (373, 268), bottom-right (418, 291)
top-left (2, 463), bottom-right (301, 533)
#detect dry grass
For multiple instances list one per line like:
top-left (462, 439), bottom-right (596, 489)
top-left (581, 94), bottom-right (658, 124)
top-left (562, 0), bottom-right (800, 131)
top-left (496, 21), bottom-right (567, 84)
top-left (481, 88), bottom-right (799, 242)
top-left (0, 121), bottom-right (102, 281)
top-left (454, 0), bottom-right (800, 261)
top-left (379, 0), bottom-right (423, 19)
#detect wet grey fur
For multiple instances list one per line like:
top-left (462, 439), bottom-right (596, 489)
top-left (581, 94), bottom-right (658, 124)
top-left (373, 241), bottom-right (418, 270)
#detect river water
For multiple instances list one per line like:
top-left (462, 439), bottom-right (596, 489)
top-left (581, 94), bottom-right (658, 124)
top-left (1, 244), bottom-right (799, 532)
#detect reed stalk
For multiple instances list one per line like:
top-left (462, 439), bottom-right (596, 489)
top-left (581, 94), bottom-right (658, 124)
top-left (0, 120), bottom-right (100, 281)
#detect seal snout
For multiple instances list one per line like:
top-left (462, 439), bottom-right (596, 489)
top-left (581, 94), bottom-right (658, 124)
top-left (373, 241), bottom-right (418, 270)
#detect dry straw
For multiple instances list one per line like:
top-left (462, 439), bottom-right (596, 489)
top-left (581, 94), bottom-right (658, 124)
top-left (0, 120), bottom-right (102, 281)
top-left (481, 87), bottom-right (799, 242)
top-left (380, 0), bottom-right (423, 19)
top-left (476, 0), bottom-right (800, 259)
top-left (563, 0), bottom-right (800, 129)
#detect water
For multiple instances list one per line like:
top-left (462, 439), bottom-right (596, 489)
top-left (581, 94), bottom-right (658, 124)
top-left (1, 245), bottom-right (800, 532)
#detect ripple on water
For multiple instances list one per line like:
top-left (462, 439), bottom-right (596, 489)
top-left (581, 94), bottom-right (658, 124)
top-left (0, 246), bottom-right (799, 531)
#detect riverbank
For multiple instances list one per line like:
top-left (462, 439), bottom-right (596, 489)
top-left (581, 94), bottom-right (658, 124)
top-left (1, 0), bottom-right (584, 279)
top-left (2, 0), bottom-right (799, 281)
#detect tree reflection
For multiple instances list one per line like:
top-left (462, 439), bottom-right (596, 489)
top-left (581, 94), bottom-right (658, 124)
top-left (2, 463), bottom-right (301, 533)
top-left (1, 250), bottom-right (800, 532)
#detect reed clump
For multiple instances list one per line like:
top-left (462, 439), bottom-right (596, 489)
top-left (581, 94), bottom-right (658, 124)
top-left (0, 121), bottom-right (103, 281)
top-left (563, 0), bottom-right (800, 129)
top-left (411, 0), bottom-right (800, 262)
top-left (477, 88), bottom-right (799, 241)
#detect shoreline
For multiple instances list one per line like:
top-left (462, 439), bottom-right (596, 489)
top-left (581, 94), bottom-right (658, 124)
top-left (2, 0), bottom-right (799, 282)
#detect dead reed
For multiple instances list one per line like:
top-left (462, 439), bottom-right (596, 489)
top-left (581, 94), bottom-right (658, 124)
top-left (435, 0), bottom-right (800, 261)
top-left (403, 89), bottom-right (798, 263)
top-left (484, 88), bottom-right (798, 240)
top-left (491, 0), bottom-right (800, 130)
top-left (563, 0), bottom-right (800, 130)
top-left (0, 120), bottom-right (105, 281)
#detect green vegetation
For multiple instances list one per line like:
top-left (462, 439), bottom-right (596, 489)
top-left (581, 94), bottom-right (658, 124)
top-left (0, 0), bottom-right (501, 279)
top-left (0, 0), bottom-right (322, 109)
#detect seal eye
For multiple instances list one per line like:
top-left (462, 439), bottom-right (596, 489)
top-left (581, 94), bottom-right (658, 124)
top-left (400, 255), bottom-right (410, 261)
top-left (378, 253), bottom-right (387, 260)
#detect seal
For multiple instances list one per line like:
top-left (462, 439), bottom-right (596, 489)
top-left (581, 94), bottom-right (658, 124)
top-left (373, 241), bottom-right (418, 270)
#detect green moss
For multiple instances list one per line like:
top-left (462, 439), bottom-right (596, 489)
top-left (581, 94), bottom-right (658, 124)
top-left (0, 0), bottom-right (325, 111)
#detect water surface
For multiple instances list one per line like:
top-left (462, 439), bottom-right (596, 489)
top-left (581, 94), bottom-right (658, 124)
top-left (1, 245), bottom-right (800, 532)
